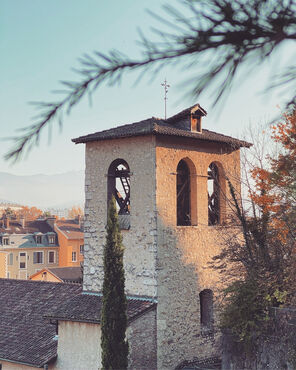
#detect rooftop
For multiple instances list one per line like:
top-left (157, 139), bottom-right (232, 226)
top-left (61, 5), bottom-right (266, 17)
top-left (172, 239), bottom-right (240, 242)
top-left (46, 292), bottom-right (156, 324)
top-left (55, 219), bottom-right (83, 240)
top-left (0, 278), bottom-right (81, 367)
top-left (72, 104), bottom-right (251, 148)
top-left (0, 279), bottom-right (156, 367)
top-left (30, 266), bottom-right (83, 283)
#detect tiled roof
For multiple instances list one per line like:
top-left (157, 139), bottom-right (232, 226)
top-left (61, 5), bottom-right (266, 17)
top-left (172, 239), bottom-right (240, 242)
top-left (72, 105), bottom-right (251, 148)
top-left (0, 278), bottom-right (81, 367)
top-left (55, 219), bottom-right (83, 240)
top-left (46, 292), bottom-right (157, 324)
top-left (0, 219), bottom-right (54, 235)
top-left (0, 218), bottom-right (59, 248)
top-left (48, 267), bottom-right (82, 283)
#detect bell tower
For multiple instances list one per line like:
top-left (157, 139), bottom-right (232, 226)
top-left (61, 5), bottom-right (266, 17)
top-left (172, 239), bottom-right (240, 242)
top-left (73, 104), bottom-right (250, 369)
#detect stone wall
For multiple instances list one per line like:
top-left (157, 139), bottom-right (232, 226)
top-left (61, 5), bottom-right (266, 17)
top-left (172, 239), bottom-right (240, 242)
top-left (128, 307), bottom-right (157, 370)
top-left (83, 136), bottom-right (158, 297)
top-left (155, 136), bottom-right (241, 369)
top-left (222, 308), bottom-right (296, 370)
top-left (83, 132), bottom-right (243, 369)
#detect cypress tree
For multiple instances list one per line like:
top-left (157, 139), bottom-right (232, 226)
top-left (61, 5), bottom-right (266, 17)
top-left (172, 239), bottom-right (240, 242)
top-left (101, 196), bottom-right (128, 370)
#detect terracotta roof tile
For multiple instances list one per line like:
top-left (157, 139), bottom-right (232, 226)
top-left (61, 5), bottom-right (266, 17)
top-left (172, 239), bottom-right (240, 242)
top-left (72, 105), bottom-right (251, 148)
top-left (0, 279), bottom-right (81, 367)
top-left (48, 267), bottom-right (82, 283)
top-left (56, 219), bottom-right (83, 239)
top-left (46, 292), bottom-right (156, 324)
top-left (0, 219), bottom-right (54, 235)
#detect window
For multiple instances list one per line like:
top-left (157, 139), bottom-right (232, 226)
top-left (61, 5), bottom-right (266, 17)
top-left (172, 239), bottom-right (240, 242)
top-left (7, 253), bottom-right (13, 265)
top-left (177, 160), bottom-right (191, 226)
top-left (36, 235), bottom-right (42, 244)
top-left (72, 251), bottom-right (77, 262)
top-left (3, 238), bottom-right (9, 245)
top-left (48, 235), bottom-right (55, 244)
top-left (199, 289), bottom-right (214, 332)
top-left (80, 244), bottom-right (84, 254)
top-left (33, 251), bottom-right (43, 264)
top-left (48, 251), bottom-right (55, 264)
top-left (107, 159), bottom-right (130, 229)
top-left (19, 252), bottom-right (26, 269)
top-left (208, 162), bottom-right (220, 226)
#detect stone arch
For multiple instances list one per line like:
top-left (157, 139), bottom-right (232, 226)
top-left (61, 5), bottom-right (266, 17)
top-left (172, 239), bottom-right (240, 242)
top-left (176, 157), bottom-right (197, 226)
top-left (207, 161), bottom-right (226, 225)
top-left (199, 289), bottom-right (214, 331)
top-left (107, 159), bottom-right (130, 229)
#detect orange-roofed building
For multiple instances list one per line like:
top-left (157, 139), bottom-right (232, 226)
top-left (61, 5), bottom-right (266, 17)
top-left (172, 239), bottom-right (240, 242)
top-left (29, 266), bottom-right (82, 283)
top-left (55, 217), bottom-right (84, 267)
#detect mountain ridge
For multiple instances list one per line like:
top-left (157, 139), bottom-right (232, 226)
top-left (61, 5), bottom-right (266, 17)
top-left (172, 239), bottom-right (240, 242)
top-left (0, 171), bottom-right (84, 209)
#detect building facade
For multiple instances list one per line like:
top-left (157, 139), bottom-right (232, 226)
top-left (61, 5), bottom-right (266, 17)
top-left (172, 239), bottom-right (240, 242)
top-left (55, 219), bottom-right (84, 267)
top-left (0, 217), bottom-right (59, 279)
top-left (73, 104), bottom-right (250, 368)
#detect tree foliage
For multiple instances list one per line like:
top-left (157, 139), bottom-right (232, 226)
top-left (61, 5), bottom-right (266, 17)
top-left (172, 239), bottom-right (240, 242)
top-left (101, 196), bottom-right (128, 370)
top-left (15, 206), bottom-right (43, 221)
top-left (6, 0), bottom-right (296, 162)
top-left (67, 206), bottom-right (83, 219)
top-left (216, 110), bottom-right (296, 346)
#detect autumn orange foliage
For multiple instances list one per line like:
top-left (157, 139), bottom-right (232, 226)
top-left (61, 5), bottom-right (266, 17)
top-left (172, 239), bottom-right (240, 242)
top-left (250, 110), bottom-right (296, 247)
top-left (15, 206), bottom-right (43, 221)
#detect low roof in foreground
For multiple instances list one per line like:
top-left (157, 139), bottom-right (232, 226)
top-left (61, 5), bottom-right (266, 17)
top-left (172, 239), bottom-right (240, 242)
top-left (46, 292), bottom-right (157, 324)
top-left (0, 279), bottom-right (156, 368)
top-left (0, 278), bottom-right (81, 367)
top-left (72, 104), bottom-right (251, 148)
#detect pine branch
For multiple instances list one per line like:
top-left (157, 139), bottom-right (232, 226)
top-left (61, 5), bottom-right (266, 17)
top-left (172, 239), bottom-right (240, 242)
top-left (5, 0), bottom-right (296, 161)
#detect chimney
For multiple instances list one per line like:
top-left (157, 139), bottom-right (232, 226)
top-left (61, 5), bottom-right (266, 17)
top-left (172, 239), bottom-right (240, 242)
top-left (76, 214), bottom-right (81, 227)
top-left (3, 215), bottom-right (9, 229)
top-left (46, 217), bottom-right (56, 230)
top-left (20, 216), bottom-right (25, 228)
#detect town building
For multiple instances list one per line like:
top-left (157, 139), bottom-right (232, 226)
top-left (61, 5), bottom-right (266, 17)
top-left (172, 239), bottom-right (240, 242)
top-left (29, 266), bottom-right (82, 283)
top-left (54, 218), bottom-right (84, 267)
top-left (0, 216), bottom-right (59, 279)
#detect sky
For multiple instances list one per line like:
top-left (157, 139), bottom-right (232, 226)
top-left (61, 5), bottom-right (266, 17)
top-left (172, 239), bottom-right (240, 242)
top-left (0, 0), bottom-right (293, 177)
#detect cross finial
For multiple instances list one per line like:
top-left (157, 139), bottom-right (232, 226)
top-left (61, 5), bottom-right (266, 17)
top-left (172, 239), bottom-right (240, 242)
top-left (161, 78), bottom-right (170, 119)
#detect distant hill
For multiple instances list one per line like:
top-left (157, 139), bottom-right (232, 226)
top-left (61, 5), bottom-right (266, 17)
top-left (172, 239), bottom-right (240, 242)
top-left (0, 171), bottom-right (84, 209)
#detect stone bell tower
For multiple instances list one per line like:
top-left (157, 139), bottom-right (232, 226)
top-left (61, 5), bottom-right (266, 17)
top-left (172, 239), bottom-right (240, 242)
top-left (73, 104), bottom-right (250, 369)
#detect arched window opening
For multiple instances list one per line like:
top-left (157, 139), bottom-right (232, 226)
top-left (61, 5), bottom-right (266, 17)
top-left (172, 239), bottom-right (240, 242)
top-left (208, 163), bottom-right (220, 226)
top-left (107, 159), bottom-right (130, 229)
top-left (199, 289), bottom-right (214, 331)
top-left (177, 160), bottom-right (191, 226)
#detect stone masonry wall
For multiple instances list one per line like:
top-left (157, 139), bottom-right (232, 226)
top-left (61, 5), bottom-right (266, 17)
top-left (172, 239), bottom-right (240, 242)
top-left (128, 307), bottom-right (157, 370)
top-left (155, 136), bottom-right (242, 369)
top-left (83, 136), bottom-right (158, 297)
top-left (222, 308), bottom-right (296, 370)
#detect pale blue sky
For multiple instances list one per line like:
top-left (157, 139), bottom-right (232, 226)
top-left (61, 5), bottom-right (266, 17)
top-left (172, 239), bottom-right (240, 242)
top-left (0, 0), bottom-right (292, 176)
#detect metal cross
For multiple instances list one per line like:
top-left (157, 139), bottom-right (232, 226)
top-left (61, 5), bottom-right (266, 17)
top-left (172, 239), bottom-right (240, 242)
top-left (161, 78), bottom-right (170, 119)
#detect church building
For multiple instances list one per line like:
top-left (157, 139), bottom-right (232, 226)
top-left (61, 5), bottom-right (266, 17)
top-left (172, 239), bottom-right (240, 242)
top-left (72, 104), bottom-right (251, 369)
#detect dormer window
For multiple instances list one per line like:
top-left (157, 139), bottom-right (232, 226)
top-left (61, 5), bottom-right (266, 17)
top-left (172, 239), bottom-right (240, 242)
top-left (48, 235), bottom-right (55, 244)
top-left (190, 105), bottom-right (206, 133)
top-left (191, 112), bottom-right (202, 133)
top-left (3, 237), bottom-right (9, 245)
top-left (36, 235), bottom-right (42, 244)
